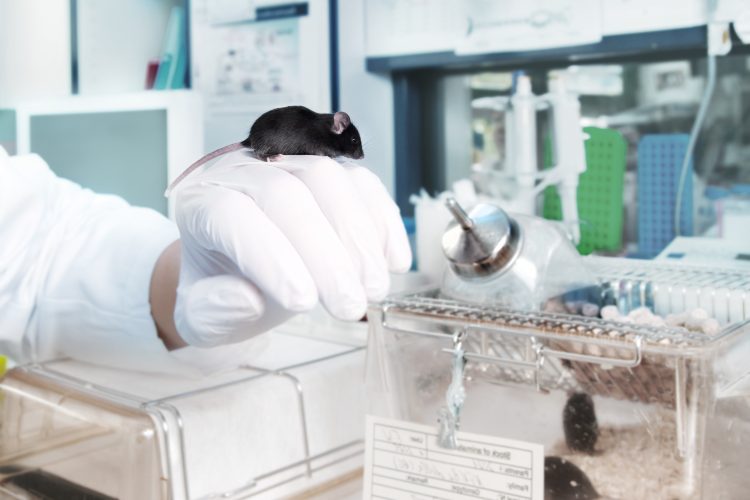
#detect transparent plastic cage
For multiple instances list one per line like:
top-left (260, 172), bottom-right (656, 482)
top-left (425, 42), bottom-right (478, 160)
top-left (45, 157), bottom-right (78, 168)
top-left (366, 257), bottom-right (750, 499)
top-left (0, 331), bottom-right (366, 500)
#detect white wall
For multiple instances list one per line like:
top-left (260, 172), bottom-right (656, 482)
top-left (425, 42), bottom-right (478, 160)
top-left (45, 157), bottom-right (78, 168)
top-left (0, 0), bottom-right (71, 105)
top-left (337, 0), bottom-right (395, 194)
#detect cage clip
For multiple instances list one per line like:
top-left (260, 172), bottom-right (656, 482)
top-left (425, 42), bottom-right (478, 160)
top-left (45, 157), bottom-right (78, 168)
top-left (437, 329), bottom-right (467, 449)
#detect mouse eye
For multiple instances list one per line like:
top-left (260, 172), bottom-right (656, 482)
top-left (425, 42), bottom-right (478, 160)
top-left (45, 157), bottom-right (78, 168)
top-left (351, 137), bottom-right (358, 144)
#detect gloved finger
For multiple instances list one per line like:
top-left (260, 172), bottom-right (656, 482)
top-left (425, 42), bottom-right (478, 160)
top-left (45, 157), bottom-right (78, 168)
top-left (176, 185), bottom-right (318, 312)
top-left (340, 161), bottom-right (412, 273)
top-left (273, 156), bottom-right (390, 301)
top-left (203, 164), bottom-right (368, 321)
top-left (175, 274), bottom-right (266, 347)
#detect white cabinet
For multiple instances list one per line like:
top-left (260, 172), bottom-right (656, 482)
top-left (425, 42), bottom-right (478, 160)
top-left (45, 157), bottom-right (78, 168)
top-left (1, 91), bottom-right (203, 216)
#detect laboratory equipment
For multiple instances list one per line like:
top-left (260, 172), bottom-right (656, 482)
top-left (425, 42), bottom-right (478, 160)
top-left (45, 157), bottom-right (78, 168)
top-left (659, 236), bottom-right (750, 266)
top-left (472, 74), bottom-right (587, 243)
top-left (440, 198), bottom-right (594, 310)
top-left (409, 181), bottom-right (479, 284)
top-left (637, 134), bottom-right (694, 258)
top-left (638, 61), bottom-right (704, 108)
top-left (0, 326), bottom-right (367, 499)
top-left (707, 185), bottom-right (750, 245)
top-left (367, 257), bottom-right (750, 499)
top-left (410, 190), bottom-right (454, 284)
top-left (543, 127), bottom-right (627, 255)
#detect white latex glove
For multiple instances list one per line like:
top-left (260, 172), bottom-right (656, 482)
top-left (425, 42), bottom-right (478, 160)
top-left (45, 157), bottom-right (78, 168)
top-left (172, 151), bottom-right (412, 347)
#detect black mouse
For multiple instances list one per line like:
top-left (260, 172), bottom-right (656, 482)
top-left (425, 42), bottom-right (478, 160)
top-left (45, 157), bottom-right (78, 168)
top-left (245, 105), bottom-right (364, 161)
top-left (563, 392), bottom-right (599, 453)
top-left (165, 105), bottom-right (364, 194)
top-left (545, 456), bottom-right (600, 500)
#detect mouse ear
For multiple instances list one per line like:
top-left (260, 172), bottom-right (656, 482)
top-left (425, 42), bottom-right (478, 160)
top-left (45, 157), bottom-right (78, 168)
top-left (332, 112), bottom-right (351, 134)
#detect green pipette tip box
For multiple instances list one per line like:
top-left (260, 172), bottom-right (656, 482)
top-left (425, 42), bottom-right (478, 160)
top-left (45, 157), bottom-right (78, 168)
top-left (543, 127), bottom-right (627, 255)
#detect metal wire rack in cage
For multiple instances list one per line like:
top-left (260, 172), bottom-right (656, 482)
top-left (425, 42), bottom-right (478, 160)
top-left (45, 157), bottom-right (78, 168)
top-left (377, 257), bottom-right (750, 410)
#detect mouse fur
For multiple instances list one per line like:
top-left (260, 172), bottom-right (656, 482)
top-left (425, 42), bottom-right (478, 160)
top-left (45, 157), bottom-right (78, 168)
top-left (545, 456), bottom-right (600, 500)
top-left (243, 105), bottom-right (364, 161)
top-left (563, 392), bottom-right (599, 453)
top-left (165, 106), bottom-right (365, 195)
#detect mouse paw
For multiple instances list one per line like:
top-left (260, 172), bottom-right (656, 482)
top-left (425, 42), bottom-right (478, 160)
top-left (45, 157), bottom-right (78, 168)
top-left (266, 154), bottom-right (285, 162)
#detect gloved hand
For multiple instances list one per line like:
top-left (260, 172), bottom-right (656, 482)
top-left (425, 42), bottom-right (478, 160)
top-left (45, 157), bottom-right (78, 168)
top-left (173, 152), bottom-right (412, 347)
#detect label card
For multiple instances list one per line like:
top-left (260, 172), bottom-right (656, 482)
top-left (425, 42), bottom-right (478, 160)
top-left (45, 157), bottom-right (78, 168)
top-left (364, 415), bottom-right (544, 500)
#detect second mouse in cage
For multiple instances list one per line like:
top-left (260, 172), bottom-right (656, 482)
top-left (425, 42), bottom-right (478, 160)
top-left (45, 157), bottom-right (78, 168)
top-left (563, 392), bottom-right (599, 453)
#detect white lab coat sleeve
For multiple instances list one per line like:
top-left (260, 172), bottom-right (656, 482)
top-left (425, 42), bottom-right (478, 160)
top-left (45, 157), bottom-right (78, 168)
top-left (34, 192), bottom-right (270, 376)
top-left (0, 148), bottom-right (268, 375)
top-left (32, 200), bottom-right (191, 373)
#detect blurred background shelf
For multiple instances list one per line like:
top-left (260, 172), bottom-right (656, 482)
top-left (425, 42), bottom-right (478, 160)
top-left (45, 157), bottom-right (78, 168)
top-left (367, 27), bottom-right (726, 73)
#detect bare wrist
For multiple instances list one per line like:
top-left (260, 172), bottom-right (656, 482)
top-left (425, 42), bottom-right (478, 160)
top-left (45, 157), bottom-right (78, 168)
top-left (150, 240), bottom-right (187, 350)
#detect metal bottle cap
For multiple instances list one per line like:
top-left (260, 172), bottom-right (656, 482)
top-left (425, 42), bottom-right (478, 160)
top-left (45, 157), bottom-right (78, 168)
top-left (441, 198), bottom-right (523, 279)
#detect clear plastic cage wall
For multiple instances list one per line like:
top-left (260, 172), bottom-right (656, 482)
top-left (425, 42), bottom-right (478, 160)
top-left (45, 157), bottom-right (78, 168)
top-left (366, 257), bottom-right (750, 499)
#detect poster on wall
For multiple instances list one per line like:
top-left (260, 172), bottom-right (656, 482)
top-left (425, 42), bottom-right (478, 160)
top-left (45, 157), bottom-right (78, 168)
top-left (190, 0), bottom-right (330, 150)
top-left (208, 17), bottom-right (302, 109)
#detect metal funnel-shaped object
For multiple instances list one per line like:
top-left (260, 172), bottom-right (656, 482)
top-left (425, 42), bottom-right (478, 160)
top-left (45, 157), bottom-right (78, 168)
top-left (441, 198), bottom-right (523, 279)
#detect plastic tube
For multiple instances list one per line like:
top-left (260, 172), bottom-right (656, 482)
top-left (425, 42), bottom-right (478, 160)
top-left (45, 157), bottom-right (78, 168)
top-left (674, 55), bottom-right (717, 236)
top-left (511, 75), bottom-right (538, 215)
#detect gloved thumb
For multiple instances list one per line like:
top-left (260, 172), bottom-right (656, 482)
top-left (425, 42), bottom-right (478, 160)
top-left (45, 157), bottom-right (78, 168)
top-left (174, 274), bottom-right (266, 347)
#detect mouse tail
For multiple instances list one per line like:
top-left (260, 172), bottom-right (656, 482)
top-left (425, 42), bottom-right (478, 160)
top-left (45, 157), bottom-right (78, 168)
top-left (164, 142), bottom-right (245, 197)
